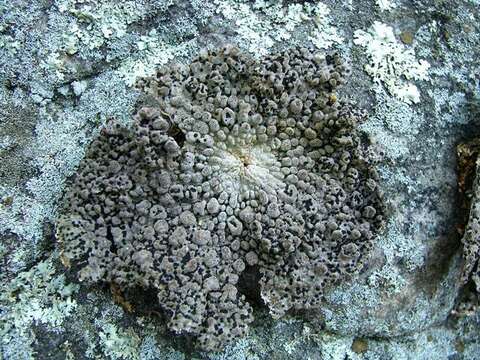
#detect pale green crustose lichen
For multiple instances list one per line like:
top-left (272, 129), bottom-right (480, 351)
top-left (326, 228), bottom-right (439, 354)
top-left (0, 255), bottom-right (79, 359)
top-left (354, 21), bottom-right (430, 104)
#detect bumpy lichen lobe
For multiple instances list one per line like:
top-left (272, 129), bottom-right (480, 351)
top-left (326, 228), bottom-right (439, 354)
top-left (458, 140), bottom-right (480, 293)
top-left (56, 45), bottom-right (385, 351)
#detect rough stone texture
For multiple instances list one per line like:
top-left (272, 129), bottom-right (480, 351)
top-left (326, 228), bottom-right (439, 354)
top-left (455, 139), bottom-right (480, 318)
top-left (460, 161), bottom-right (480, 292)
top-left (1, 0), bottom-right (480, 359)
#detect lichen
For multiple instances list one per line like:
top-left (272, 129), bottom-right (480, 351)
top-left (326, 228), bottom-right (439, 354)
top-left (55, 45), bottom-right (384, 351)
top-left (376, 0), bottom-right (397, 12)
top-left (308, 2), bottom-right (344, 50)
top-left (55, 0), bottom-right (175, 50)
top-left (1, 0), bottom-right (480, 358)
top-left (0, 22), bottom-right (20, 55)
top-left (0, 255), bottom-right (79, 359)
top-left (98, 323), bottom-right (141, 360)
top-left (354, 21), bottom-right (430, 104)
top-left (211, 0), bottom-right (342, 56)
top-left (116, 39), bottom-right (196, 87)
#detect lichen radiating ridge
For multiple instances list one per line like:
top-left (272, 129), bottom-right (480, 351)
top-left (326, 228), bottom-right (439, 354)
top-left (56, 45), bottom-right (385, 351)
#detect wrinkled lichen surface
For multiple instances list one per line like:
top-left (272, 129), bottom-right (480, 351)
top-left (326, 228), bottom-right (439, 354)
top-left (56, 46), bottom-right (384, 350)
top-left (459, 142), bottom-right (480, 294)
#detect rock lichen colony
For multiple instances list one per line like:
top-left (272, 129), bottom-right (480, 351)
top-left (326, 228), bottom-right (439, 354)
top-left (56, 46), bottom-right (385, 351)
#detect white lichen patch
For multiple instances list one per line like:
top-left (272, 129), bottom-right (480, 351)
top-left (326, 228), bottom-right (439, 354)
top-left (44, 52), bottom-right (68, 81)
top-left (376, 0), bottom-right (397, 11)
top-left (354, 21), bottom-right (430, 104)
top-left (138, 332), bottom-right (186, 360)
top-left (0, 69), bottom-right (137, 278)
top-left (360, 89), bottom-right (423, 161)
top-left (213, 0), bottom-right (342, 56)
top-left (308, 2), bottom-right (344, 49)
top-left (376, 202), bottom-right (426, 271)
top-left (209, 337), bottom-right (260, 360)
top-left (214, 0), bottom-right (276, 56)
top-left (38, 0), bottom-right (179, 82)
top-left (98, 323), bottom-right (141, 360)
top-left (0, 256), bottom-right (79, 358)
top-left (0, 26), bottom-right (20, 55)
top-left (84, 308), bottom-right (187, 360)
top-left (315, 332), bottom-right (355, 360)
top-left (116, 36), bottom-right (196, 87)
top-left (0, 135), bottom-right (14, 154)
top-left (367, 266), bottom-right (407, 293)
top-left (115, 0), bottom-right (344, 87)
top-left (56, 0), bottom-right (174, 50)
top-left (72, 80), bottom-right (88, 97)
top-left (2, 106), bottom-right (93, 239)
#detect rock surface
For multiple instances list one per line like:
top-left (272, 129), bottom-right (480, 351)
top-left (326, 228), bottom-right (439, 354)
top-left (1, 0), bottom-right (480, 359)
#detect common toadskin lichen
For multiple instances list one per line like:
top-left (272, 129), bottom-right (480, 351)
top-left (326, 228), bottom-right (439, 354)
top-left (56, 45), bottom-right (385, 351)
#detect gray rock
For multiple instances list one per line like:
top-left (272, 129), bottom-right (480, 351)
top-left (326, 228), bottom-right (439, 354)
top-left (1, 0), bottom-right (480, 359)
